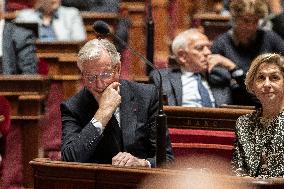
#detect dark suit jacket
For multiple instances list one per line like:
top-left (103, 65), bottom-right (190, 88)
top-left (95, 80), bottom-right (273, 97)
top-left (2, 21), bottom-right (38, 74)
top-left (271, 13), bottom-right (284, 39)
top-left (149, 67), bottom-right (233, 107)
top-left (61, 80), bottom-right (174, 167)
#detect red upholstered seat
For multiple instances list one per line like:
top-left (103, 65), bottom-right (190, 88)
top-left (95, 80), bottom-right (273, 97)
top-left (0, 96), bottom-right (12, 187)
top-left (0, 96), bottom-right (11, 138)
top-left (169, 128), bottom-right (235, 173)
top-left (6, 2), bottom-right (33, 11)
top-left (169, 128), bottom-right (235, 145)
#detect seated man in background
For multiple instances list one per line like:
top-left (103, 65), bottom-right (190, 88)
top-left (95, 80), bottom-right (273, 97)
top-left (211, 0), bottom-right (284, 107)
top-left (61, 39), bottom-right (174, 167)
top-left (61, 0), bottom-right (130, 53)
top-left (0, 0), bottom-right (38, 74)
top-left (150, 29), bottom-right (237, 107)
top-left (15, 0), bottom-right (86, 41)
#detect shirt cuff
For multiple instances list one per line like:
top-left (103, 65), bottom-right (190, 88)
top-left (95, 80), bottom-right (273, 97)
top-left (145, 159), bottom-right (151, 168)
top-left (90, 117), bottom-right (104, 134)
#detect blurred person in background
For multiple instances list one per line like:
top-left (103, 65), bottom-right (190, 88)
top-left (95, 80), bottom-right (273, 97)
top-left (61, 0), bottom-right (130, 53)
top-left (211, 0), bottom-right (284, 107)
top-left (261, 0), bottom-right (284, 39)
top-left (232, 53), bottom-right (284, 178)
top-left (0, 0), bottom-right (38, 74)
top-left (15, 0), bottom-right (86, 41)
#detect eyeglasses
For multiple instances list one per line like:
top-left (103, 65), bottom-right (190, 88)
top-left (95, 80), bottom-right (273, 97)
top-left (83, 69), bottom-right (116, 83)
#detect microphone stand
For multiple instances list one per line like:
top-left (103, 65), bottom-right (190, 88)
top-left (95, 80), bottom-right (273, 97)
top-left (146, 0), bottom-right (166, 167)
top-left (108, 33), bottom-right (167, 168)
top-left (146, 0), bottom-right (154, 75)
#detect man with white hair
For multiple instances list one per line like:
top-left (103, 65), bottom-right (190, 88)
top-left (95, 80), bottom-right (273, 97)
top-left (0, 0), bottom-right (38, 74)
top-left (150, 29), bottom-right (238, 107)
top-left (61, 39), bottom-right (174, 167)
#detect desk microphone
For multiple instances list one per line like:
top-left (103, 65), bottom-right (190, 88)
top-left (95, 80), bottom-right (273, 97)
top-left (93, 20), bottom-right (167, 167)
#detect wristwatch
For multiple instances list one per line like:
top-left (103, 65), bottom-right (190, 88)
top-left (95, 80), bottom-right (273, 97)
top-left (230, 66), bottom-right (244, 78)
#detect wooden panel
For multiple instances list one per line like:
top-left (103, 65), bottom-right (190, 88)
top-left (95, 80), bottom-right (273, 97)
top-left (36, 41), bottom-right (84, 54)
top-left (152, 0), bottom-right (170, 65)
top-left (193, 13), bottom-right (231, 40)
top-left (122, 2), bottom-right (147, 78)
top-left (30, 158), bottom-right (284, 189)
top-left (36, 41), bottom-right (83, 99)
top-left (164, 106), bottom-right (253, 130)
top-left (0, 75), bottom-right (50, 188)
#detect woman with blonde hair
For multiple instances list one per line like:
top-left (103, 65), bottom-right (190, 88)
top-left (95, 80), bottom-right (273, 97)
top-left (232, 53), bottom-right (284, 178)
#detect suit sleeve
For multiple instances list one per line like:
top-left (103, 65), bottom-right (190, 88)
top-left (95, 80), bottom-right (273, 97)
top-left (14, 27), bottom-right (38, 74)
top-left (146, 84), bottom-right (174, 167)
top-left (61, 103), bottom-right (102, 162)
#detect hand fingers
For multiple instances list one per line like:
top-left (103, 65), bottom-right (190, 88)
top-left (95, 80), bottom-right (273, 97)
top-left (118, 155), bottom-right (132, 166)
top-left (108, 82), bottom-right (120, 91)
top-left (112, 152), bottom-right (122, 165)
top-left (112, 152), bottom-right (132, 166)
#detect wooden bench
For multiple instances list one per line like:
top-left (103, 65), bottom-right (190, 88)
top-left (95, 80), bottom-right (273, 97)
top-left (164, 106), bottom-right (254, 171)
top-left (193, 13), bottom-right (231, 40)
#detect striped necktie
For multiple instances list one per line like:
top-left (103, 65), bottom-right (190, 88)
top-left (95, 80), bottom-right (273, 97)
top-left (196, 74), bottom-right (212, 107)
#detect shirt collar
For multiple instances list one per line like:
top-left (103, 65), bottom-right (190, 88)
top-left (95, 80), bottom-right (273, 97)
top-left (37, 8), bottom-right (59, 19)
top-left (180, 67), bottom-right (194, 77)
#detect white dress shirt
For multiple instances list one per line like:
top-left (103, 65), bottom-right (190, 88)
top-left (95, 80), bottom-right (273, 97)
top-left (181, 70), bottom-right (215, 107)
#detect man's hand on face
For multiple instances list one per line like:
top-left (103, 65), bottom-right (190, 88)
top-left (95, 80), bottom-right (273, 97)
top-left (207, 54), bottom-right (236, 73)
top-left (94, 82), bottom-right (121, 127)
top-left (112, 152), bottom-right (150, 167)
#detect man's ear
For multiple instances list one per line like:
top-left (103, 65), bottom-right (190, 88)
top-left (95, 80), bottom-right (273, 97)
top-left (177, 49), bottom-right (187, 64)
top-left (116, 63), bottom-right (121, 75)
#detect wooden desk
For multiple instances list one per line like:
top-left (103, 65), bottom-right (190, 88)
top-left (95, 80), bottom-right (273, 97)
top-left (36, 41), bottom-right (84, 54)
top-left (193, 13), bottom-right (231, 40)
top-left (30, 158), bottom-right (284, 189)
top-left (0, 75), bottom-right (50, 188)
top-left (36, 41), bottom-right (83, 99)
top-left (164, 106), bottom-right (253, 131)
top-left (81, 11), bottom-right (119, 41)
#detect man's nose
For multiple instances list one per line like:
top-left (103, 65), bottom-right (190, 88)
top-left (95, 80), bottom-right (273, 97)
top-left (95, 78), bottom-right (105, 88)
top-left (203, 46), bottom-right (211, 56)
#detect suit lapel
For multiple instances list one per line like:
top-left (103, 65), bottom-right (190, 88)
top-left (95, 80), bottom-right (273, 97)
top-left (119, 81), bottom-right (137, 150)
top-left (168, 69), bottom-right (182, 106)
